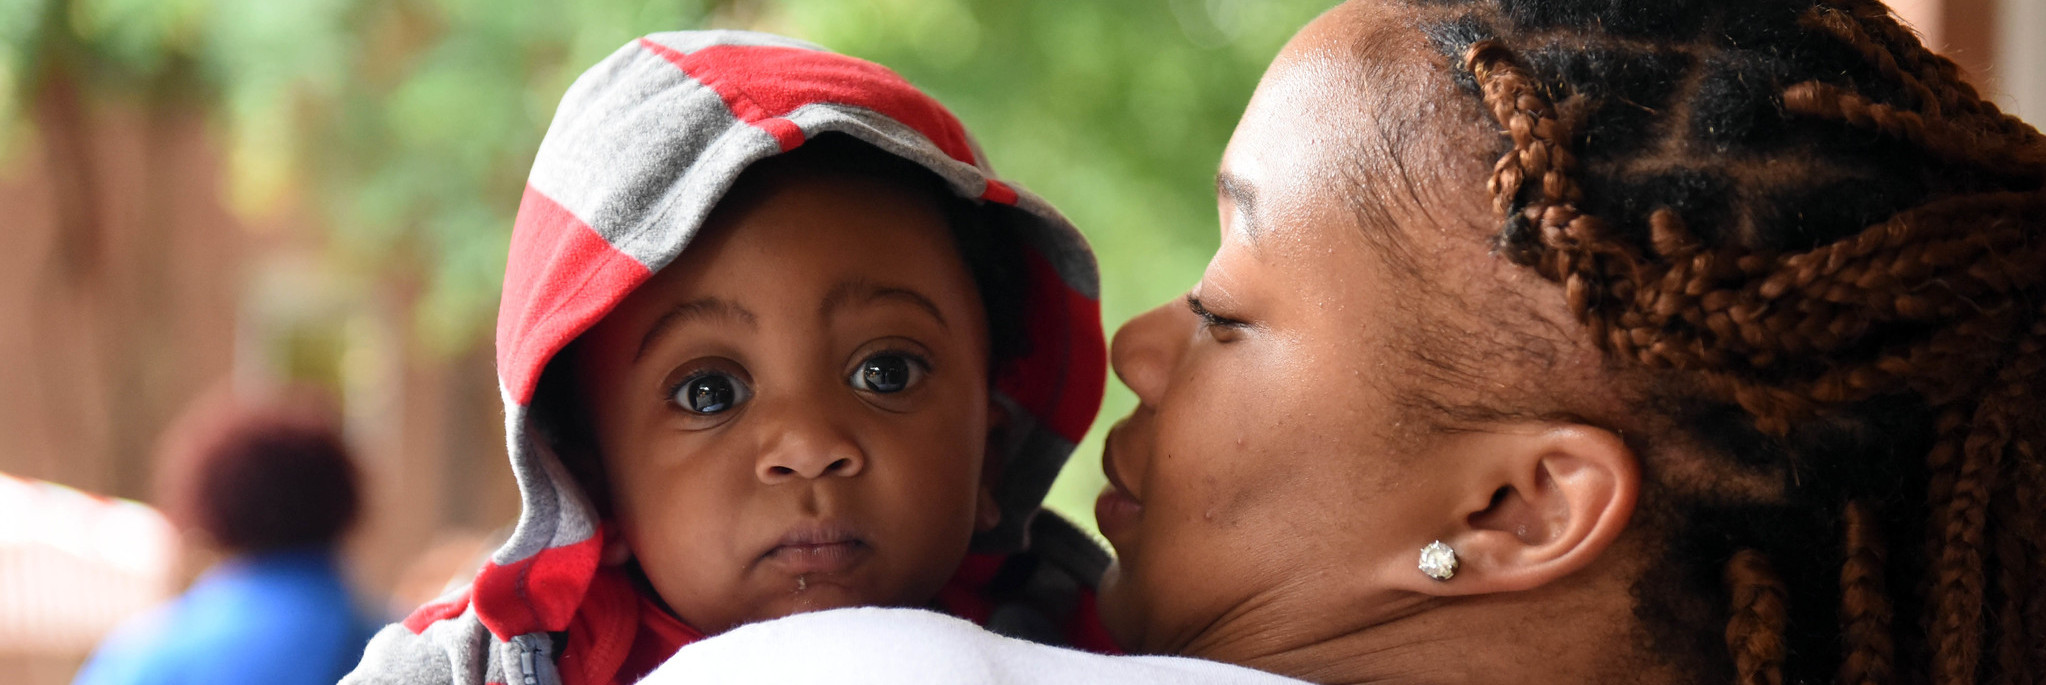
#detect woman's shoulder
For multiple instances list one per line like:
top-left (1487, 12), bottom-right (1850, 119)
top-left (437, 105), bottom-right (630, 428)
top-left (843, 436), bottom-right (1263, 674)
top-left (640, 607), bottom-right (1308, 684)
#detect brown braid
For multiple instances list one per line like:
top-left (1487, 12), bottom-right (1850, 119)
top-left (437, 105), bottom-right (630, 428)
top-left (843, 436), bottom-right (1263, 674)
top-left (1983, 313), bottom-right (2045, 685)
top-left (1837, 501), bottom-right (1893, 685)
top-left (2011, 452), bottom-right (2046, 683)
top-left (1920, 303), bottom-right (2044, 684)
top-left (1430, 0), bottom-right (2046, 681)
top-left (1822, 0), bottom-right (2043, 149)
top-left (1784, 82), bottom-right (2046, 178)
top-left (1796, 6), bottom-right (1940, 119)
top-left (1724, 549), bottom-right (1787, 685)
top-left (1992, 485), bottom-right (2033, 685)
top-left (1465, 40), bottom-right (1596, 265)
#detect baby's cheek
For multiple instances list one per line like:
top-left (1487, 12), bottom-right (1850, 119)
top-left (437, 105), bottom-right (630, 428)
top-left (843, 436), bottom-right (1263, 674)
top-left (894, 412), bottom-right (986, 478)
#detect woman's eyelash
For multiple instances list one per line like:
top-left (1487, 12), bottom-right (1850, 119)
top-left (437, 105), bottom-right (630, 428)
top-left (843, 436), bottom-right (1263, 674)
top-left (1186, 294), bottom-right (1245, 328)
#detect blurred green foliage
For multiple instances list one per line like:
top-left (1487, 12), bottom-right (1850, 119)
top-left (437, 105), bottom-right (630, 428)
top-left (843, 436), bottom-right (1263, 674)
top-left (0, 0), bottom-right (1331, 527)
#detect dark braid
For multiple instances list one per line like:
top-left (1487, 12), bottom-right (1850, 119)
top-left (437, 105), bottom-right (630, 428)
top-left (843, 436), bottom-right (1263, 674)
top-left (1818, 0), bottom-right (2042, 149)
top-left (1725, 549), bottom-right (1789, 685)
top-left (1409, 0), bottom-right (2046, 681)
top-left (2012, 452), bottom-right (2046, 679)
top-left (1838, 500), bottom-right (1893, 685)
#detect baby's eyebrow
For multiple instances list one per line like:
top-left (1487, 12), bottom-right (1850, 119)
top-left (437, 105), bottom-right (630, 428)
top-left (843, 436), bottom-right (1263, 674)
top-left (636, 297), bottom-right (758, 361)
top-left (819, 279), bottom-right (948, 330)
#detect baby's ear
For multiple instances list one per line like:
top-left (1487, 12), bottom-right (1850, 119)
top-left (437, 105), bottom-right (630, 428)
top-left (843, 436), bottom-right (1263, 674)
top-left (976, 398), bottom-right (1010, 533)
top-left (983, 397), bottom-right (1012, 459)
top-left (600, 522), bottom-right (633, 567)
top-left (975, 485), bottom-right (1003, 533)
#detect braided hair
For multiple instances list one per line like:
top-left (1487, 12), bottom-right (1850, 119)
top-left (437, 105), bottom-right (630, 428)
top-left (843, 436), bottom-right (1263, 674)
top-left (1402, 0), bottom-right (2044, 682)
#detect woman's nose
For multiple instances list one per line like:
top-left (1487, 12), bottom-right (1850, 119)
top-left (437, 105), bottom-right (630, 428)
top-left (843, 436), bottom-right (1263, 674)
top-left (754, 405), bottom-right (866, 483)
top-left (1110, 299), bottom-right (1189, 408)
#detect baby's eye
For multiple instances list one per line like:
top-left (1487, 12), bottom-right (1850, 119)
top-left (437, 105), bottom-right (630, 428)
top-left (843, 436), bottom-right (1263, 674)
top-left (849, 353), bottom-right (925, 394)
top-left (673, 372), bottom-right (751, 414)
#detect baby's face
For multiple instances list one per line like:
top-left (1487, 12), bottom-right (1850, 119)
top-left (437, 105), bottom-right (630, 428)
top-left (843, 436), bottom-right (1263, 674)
top-left (574, 167), bottom-right (994, 636)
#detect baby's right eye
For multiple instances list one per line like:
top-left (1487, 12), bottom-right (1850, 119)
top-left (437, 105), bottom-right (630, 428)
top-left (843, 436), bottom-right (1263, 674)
top-left (672, 372), bottom-right (751, 415)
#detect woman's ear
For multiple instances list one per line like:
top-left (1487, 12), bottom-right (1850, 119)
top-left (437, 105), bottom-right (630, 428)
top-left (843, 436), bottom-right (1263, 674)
top-left (1418, 424), bottom-right (1638, 595)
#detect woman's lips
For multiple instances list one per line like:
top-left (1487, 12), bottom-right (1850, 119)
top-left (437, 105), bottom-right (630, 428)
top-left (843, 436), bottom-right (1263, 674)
top-left (761, 523), bottom-right (869, 575)
top-left (1095, 438), bottom-right (1144, 540)
top-left (1095, 484), bottom-right (1143, 540)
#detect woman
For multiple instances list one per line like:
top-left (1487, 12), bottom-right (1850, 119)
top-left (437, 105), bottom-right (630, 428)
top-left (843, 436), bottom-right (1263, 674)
top-left (654, 0), bottom-right (2043, 682)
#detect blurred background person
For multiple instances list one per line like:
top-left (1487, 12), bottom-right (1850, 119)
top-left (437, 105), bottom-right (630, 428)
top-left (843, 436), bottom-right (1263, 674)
top-left (72, 389), bottom-right (375, 685)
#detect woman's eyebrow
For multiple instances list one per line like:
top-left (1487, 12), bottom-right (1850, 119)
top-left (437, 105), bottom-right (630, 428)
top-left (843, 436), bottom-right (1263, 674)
top-left (1217, 170), bottom-right (1261, 245)
top-left (636, 297), bottom-right (758, 361)
top-left (819, 278), bottom-right (948, 330)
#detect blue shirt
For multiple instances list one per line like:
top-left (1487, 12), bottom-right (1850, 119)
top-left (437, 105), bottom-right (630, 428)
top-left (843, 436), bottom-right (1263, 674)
top-left (74, 547), bottom-right (376, 685)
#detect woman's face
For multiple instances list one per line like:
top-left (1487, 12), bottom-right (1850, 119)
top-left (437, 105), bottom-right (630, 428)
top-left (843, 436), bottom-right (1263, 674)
top-left (1094, 2), bottom-right (1514, 661)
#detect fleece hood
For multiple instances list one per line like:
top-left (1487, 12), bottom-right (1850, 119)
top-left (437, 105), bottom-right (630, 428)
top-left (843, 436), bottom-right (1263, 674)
top-left (347, 31), bottom-right (1107, 685)
top-left (345, 29), bottom-right (1108, 680)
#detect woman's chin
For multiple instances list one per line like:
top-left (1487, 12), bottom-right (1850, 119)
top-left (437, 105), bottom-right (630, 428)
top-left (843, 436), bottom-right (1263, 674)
top-left (1094, 562), bottom-right (1148, 652)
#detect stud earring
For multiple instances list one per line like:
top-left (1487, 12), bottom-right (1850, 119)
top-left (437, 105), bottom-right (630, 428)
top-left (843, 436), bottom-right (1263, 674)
top-left (1419, 540), bottom-right (1459, 581)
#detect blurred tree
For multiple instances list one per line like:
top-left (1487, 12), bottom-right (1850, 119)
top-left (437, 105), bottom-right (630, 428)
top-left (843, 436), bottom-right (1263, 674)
top-left (0, 0), bottom-right (1332, 523)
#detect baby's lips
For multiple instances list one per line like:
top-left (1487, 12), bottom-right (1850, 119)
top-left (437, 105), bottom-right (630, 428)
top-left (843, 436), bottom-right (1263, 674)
top-left (762, 539), bottom-right (869, 576)
top-left (772, 519), bottom-right (863, 548)
top-left (758, 519), bottom-right (870, 575)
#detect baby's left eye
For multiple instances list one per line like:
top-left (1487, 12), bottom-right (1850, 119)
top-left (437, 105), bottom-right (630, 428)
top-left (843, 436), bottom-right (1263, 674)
top-left (849, 353), bottom-right (925, 394)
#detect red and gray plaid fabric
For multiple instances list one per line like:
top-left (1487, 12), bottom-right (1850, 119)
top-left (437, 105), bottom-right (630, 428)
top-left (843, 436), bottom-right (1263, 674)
top-left (344, 30), bottom-right (1106, 685)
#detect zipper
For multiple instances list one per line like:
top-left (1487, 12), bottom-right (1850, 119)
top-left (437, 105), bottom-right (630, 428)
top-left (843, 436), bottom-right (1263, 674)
top-left (509, 633), bottom-right (554, 685)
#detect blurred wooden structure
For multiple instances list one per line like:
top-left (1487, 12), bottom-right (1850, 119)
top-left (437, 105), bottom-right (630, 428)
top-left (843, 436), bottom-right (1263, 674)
top-left (0, 68), bottom-right (518, 685)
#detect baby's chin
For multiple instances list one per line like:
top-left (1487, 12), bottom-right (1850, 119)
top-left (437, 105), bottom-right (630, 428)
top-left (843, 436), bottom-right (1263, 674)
top-left (722, 577), bottom-right (913, 632)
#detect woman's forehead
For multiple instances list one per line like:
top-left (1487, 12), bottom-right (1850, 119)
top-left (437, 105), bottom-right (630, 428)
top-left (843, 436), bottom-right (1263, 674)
top-left (1219, 52), bottom-right (1369, 249)
top-left (1221, 1), bottom-right (1478, 253)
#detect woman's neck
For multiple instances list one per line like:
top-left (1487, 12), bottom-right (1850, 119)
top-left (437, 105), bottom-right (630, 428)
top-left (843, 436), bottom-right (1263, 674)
top-left (1188, 559), bottom-right (1685, 684)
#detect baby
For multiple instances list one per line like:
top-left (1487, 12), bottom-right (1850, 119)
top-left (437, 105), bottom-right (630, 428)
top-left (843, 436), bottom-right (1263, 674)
top-left (342, 30), bottom-right (1110, 685)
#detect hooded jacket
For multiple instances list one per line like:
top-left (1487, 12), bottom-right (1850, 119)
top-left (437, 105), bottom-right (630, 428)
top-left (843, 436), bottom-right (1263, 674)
top-left (342, 30), bottom-right (1109, 685)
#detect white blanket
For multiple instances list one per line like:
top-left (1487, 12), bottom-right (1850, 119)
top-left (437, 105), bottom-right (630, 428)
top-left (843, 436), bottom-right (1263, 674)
top-left (639, 607), bottom-right (1309, 684)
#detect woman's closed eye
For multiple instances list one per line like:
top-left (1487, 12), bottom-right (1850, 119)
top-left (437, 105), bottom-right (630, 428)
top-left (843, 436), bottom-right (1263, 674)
top-left (1186, 294), bottom-right (1249, 340)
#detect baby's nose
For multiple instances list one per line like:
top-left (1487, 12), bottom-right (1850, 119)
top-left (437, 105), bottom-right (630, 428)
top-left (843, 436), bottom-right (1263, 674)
top-left (755, 414), bottom-right (866, 483)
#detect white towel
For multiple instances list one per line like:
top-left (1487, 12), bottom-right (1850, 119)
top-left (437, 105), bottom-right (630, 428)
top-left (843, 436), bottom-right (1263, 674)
top-left (638, 607), bottom-right (1310, 684)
